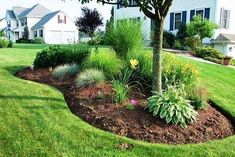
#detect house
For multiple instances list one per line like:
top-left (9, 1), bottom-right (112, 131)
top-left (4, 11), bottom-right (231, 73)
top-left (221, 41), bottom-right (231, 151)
top-left (5, 4), bottom-right (78, 44)
top-left (114, 0), bottom-right (235, 57)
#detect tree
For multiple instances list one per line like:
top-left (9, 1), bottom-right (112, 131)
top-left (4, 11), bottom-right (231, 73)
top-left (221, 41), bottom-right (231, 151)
top-left (23, 26), bottom-right (29, 40)
top-left (187, 16), bottom-right (217, 42)
top-left (75, 7), bottom-right (103, 37)
top-left (63, 0), bottom-right (173, 93)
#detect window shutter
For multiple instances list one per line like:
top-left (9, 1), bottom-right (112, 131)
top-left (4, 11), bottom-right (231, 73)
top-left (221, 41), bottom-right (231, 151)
top-left (182, 11), bottom-right (187, 24)
top-left (64, 16), bottom-right (67, 24)
top-left (220, 8), bottom-right (224, 27)
top-left (117, 0), bottom-right (120, 9)
top-left (170, 13), bottom-right (174, 31)
top-left (205, 8), bottom-right (210, 19)
top-left (190, 10), bottom-right (195, 21)
top-left (58, 15), bottom-right (60, 23)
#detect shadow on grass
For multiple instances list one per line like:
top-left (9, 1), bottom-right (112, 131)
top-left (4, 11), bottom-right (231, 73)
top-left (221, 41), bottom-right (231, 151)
top-left (4, 65), bottom-right (29, 75)
top-left (0, 95), bottom-right (64, 103)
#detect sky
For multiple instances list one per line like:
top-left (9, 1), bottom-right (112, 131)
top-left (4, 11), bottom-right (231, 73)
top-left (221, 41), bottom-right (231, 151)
top-left (0, 0), bottom-right (112, 29)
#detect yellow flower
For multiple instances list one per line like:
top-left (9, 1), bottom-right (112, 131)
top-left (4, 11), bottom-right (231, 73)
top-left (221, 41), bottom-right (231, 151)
top-left (130, 59), bottom-right (139, 69)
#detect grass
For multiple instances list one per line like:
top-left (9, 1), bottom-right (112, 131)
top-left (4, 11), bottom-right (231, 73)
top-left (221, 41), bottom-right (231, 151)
top-left (0, 46), bottom-right (235, 156)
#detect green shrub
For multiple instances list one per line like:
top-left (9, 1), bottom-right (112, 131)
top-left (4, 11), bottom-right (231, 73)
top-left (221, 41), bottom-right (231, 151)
top-left (52, 64), bottom-right (79, 79)
top-left (105, 20), bottom-right (144, 57)
top-left (83, 50), bottom-right (125, 78)
top-left (204, 56), bottom-right (222, 64)
top-left (112, 80), bottom-right (130, 103)
top-left (0, 38), bottom-right (9, 48)
top-left (32, 37), bottom-right (45, 44)
top-left (7, 40), bottom-right (13, 48)
top-left (185, 36), bottom-right (201, 50)
top-left (147, 85), bottom-right (198, 128)
top-left (16, 38), bottom-right (29, 43)
top-left (173, 40), bottom-right (182, 49)
top-left (75, 69), bottom-right (105, 88)
top-left (162, 54), bottom-right (199, 88)
top-left (33, 44), bottom-right (90, 67)
top-left (194, 47), bottom-right (224, 59)
top-left (186, 86), bottom-right (209, 110)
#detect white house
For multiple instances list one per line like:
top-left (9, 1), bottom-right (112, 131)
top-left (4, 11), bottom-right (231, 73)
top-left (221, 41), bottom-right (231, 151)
top-left (114, 0), bottom-right (235, 57)
top-left (5, 4), bottom-right (78, 44)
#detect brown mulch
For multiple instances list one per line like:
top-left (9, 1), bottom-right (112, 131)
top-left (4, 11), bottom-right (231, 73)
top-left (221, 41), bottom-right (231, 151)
top-left (16, 67), bottom-right (235, 144)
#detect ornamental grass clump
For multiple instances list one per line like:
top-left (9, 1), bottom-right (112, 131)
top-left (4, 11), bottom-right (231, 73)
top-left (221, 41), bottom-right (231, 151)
top-left (52, 64), bottom-right (79, 79)
top-left (105, 20), bottom-right (144, 57)
top-left (83, 50), bottom-right (125, 78)
top-left (75, 69), bottom-right (105, 88)
top-left (147, 85), bottom-right (198, 128)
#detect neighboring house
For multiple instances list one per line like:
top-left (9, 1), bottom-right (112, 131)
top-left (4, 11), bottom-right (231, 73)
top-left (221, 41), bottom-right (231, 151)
top-left (114, 0), bottom-right (235, 57)
top-left (5, 4), bottom-right (78, 44)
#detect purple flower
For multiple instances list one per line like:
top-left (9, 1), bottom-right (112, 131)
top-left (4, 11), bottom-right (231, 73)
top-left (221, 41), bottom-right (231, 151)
top-left (130, 99), bottom-right (138, 106)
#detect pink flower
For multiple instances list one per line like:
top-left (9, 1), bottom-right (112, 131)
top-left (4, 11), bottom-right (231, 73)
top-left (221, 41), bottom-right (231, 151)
top-left (130, 99), bottom-right (138, 106)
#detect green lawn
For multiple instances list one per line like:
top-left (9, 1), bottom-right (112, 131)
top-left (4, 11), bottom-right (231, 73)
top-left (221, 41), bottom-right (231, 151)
top-left (0, 46), bottom-right (235, 157)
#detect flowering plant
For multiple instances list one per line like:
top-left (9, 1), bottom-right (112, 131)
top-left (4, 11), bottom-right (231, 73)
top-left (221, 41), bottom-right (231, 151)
top-left (130, 59), bottom-right (139, 70)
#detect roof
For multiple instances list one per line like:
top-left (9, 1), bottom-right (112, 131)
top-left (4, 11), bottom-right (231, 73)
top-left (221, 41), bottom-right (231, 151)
top-left (12, 7), bottom-right (27, 18)
top-left (0, 18), bottom-right (5, 22)
top-left (18, 4), bottom-right (51, 19)
top-left (32, 11), bottom-right (60, 30)
top-left (6, 10), bottom-right (16, 19)
top-left (212, 33), bottom-right (235, 44)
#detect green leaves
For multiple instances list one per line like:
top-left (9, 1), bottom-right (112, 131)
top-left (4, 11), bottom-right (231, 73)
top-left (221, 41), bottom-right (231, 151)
top-left (147, 85), bottom-right (198, 128)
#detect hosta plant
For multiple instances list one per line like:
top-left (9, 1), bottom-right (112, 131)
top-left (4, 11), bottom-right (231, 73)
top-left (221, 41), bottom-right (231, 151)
top-left (147, 85), bottom-right (198, 128)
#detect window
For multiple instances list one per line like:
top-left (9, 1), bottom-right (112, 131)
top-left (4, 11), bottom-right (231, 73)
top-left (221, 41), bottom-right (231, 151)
top-left (58, 15), bottom-right (67, 24)
top-left (220, 8), bottom-right (230, 29)
top-left (39, 30), bottom-right (43, 37)
top-left (16, 21), bottom-right (19, 27)
top-left (34, 30), bottom-right (37, 37)
top-left (174, 12), bottom-right (182, 29)
top-left (21, 20), bottom-right (24, 26)
top-left (7, 21), bottom-right (11, 27)
top-left (25, 18), bottom-right (27, 25)
top-left (196, 9), bottom-right (204, 18)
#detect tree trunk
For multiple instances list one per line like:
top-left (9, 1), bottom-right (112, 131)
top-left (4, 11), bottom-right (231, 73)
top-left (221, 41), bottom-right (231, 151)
top-left (152, 19), bottom-right (164, 94)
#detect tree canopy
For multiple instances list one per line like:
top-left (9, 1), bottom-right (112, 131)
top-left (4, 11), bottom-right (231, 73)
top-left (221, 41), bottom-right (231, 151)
top-left (75, 7), bottom-right (103, 37)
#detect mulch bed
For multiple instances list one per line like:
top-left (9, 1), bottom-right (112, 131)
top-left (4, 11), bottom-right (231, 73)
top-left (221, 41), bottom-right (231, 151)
top-left (16, 67), bottom-right (235, 144)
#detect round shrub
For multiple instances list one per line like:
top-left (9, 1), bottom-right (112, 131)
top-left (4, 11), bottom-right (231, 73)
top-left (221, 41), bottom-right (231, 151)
top-left (147, 85), bottom-right (198, 128)
top-left (83, 50), bottom-right (125, 78)
top-left (185, 36), bottom-right (201, 50)
top-left (52, 64), bottom-right (79, 79)
top-left (7, 40), bottom-right (13, 48)
top-left (75, 69), bottom-right (105, 88)
top-left (0, 38), bottom-right (10, 48)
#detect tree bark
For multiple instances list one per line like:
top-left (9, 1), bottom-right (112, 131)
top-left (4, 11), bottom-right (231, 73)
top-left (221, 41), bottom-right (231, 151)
top-left (152, 19), bottom-right (164, 94)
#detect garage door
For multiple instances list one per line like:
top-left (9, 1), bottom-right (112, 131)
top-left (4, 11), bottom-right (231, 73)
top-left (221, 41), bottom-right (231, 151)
top-left (47, 30), bottom-right (62, 44)
top-left (62, 31), bottom-right (76, 44)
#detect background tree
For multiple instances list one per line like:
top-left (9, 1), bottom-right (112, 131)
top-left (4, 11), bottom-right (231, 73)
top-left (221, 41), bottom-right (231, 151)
top-left (187, 16), bottom-right (217, 42)
top-left (64, 0), bottom-right (173, 93)
top-left (23, 26), bottom-right (29, 41)
top-left (75, 7), bottom-right (103, 37)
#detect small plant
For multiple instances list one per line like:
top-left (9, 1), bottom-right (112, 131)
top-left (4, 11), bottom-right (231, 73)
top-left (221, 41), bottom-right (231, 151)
top-left (52, 64), bottom-right (79, 79)
top-left (97, 91), bottom-right (105, 99)
top-left (75, 69), bottom-right (105, 88)
top-left (0, 38), bottom-right (10, 48)
top-left (126, 99), bottom-right (138, 110)
top-left (184, 36), bottom-right (201, 50)
top-left (112, 80), bottom-right (130, 103)
top-left (147, 85), bottom-right (198, 128)
top-left (187, 86), bottom-right (209, 110)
